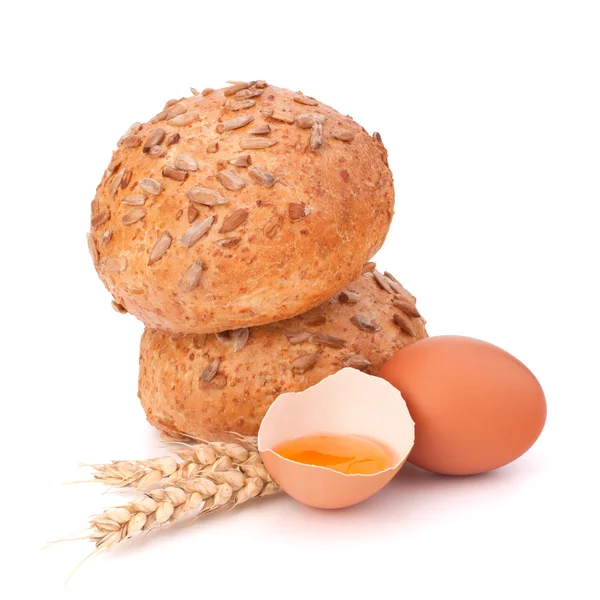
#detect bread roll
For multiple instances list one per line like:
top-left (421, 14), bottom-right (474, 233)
top-left (89, 82), bottom-right (394, 334)
top-left (139, 270), bottom-right (427, 440)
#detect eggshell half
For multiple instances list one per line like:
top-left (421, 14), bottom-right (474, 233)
top-left (258, 368), bottom-right (415, 509)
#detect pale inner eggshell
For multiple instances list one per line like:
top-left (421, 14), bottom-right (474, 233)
top-left (258, 368), bottom-right (415, 509)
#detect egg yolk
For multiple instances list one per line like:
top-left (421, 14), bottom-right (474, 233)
top-left (273, 434), bottom-right (391, 475)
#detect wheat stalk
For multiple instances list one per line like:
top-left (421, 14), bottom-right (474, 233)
top-left (88, 436), bottom-right (260, 489)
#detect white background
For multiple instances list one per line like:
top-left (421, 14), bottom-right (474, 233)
top-left (2, 1), bottom-right (599, 598)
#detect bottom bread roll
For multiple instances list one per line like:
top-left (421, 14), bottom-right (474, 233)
top-left (138, 269), bottom-right (427, 440)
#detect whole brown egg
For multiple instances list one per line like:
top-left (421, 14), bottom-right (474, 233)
top-left (378, 336), bottom-right (546, 475)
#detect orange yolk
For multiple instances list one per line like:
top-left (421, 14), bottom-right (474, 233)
top-left (273, 434), bottom-right (391, 475)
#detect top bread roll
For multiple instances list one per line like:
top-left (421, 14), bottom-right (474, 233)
top-left (88, 81), bottom-right (394, 334)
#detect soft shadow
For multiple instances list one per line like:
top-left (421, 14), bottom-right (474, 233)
top-left (261, 461), bottom-right (531, 541)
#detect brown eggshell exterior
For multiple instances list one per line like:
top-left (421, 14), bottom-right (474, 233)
top-left (261, 451), bottom-right (406, 509)
top-left (139, 272), bottom-right (427, 440)
top-left (379, 336), bottom-right (547, 475)
top-left (89, 84), bottom-right (394, 334)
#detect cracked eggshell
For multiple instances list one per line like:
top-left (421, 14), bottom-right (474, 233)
top-left (258, 368), bottom-right (415, 509)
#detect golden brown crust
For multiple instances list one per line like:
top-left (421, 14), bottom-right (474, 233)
top-left (89, 83), bottom-right (394, 334)
top-left (138, 271), bottom-right (427, 440)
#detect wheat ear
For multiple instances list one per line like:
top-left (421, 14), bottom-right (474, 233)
top-left (88, 437), bottom-right (259, 489)
top-left (88, 460), bottom-right (279, 552)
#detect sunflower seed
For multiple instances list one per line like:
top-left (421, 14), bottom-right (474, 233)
top-left (295, 113), bottom-right (327, 129)
top-left (224, 82), bottom-right (251, 96)
top-left (293, 94), bottom-right (318, 106)
top-left (230, 99), bottom-right (256, 111)
top-left (215, 331), bottom-right (230, 343)
top-left (383, 272), bottom-right (406, 293)
top-left (289, 203), bottom-right (310, 221)
top-left (216, 115), bottom-right (254, 133)
top-left (232, 328), bottom-right (250, 352)
top-left (301, 314), bottom-right (326, 326)
top-left (139, 178), bottom-right (162, 195)
top-left (99, 230), bottom-right (112, 244)
top-left (341, 354), bottom-right (371, 370)
top-left (179, 260), bottom-right (203, 292)
top-left (143, 128), bottom-right (166, 152)
top-left (392, 296), bottom-right (421, 318)
top-left (201, 373), bottom-right (228, 389)
top-left (148, 232), bottom-right (173, 264)
top-left (106, 156), bottom-right (121, 176)
top-left (108, 169), bottom-right (125, 198)
top-left (163, 167), bottom-right (188, 182)
top-left (190, 87), bottom-right (200, 96)
top-left (118, 122), bottom-right (142, 144)
top-left (120, 134), bottom-right (142, 148)
top-left (103, 257), bottom-right (127, 272)
top-left (229, 154), bottom-right (252, 167)
top-left (310, 333), bottom-right (346, 349)
top-left (219, 208), bottom-right (248, 232)
top-left (339, 291), bottom-right (360, 304)
top-left (248, 166), bottom-right (276, 187)
top-left (217, 237), bottom-right (241, 249)
top-left (111, 301), bottom-right (127, 314)
top-left (384, 278), bottom-right (403, 295)
top-left (181, 215), bottom-right (215, 248)
top-left (248, 124), bottom-right (271, 135)
top-left (373, 270), bottom-right (393, 293)
top-left (121, 194), bottom-right (147, 206)
top-left (200, 359), bottom-right (220, 382)
top-left (87, 234), bottom-right (98, 265)
top-left (91, 209), bottom-right (111, 229)
top-left (285, 331), bottom-right (312, 345)
top-left (207, 142), bottom-right (219, 153)
top-left (351, 315), bottom-right (380, 332)
top-left (149, 145), bottom-right (168, 157)
top-left (373, 132), bottom-right (383, 143)
top-left (264, 214), bottom-right (281, 238)
top-left (216, 169), bottom-right (246, 191)
top-left (202, 88), bottom-right (214, 96)
top-left (362, 262), bottom-right (376, 274)
top-left (268, 109), bottom-right (295, 124)
top-left (235, 88), bottom-right (264, 100)
top-left (309, 121), bottom-right (324, 150)
top-left (187, 205), bottom-right (199, 223)
top-left (260, 108), bottom-right (274, 118)
top-left (291, 353), bottom-right (319, 374)
top-left (255, 80), bottom-right (268, 88)
top-left (122, 208), bottom-right (147, 225)
top-left (393, 312), bottom-right (416, 336)
top-left (166, 104), bottom-right (187, 119)
top-left (174, 153), bottom-right (199, 171)
top-left (168, 112), bottom-right (198, 127)
top-left (120, 169), bottom-right (132, 189)
top-left (165, 132), bottom-right (180, 146)
top-left (187, 186), bottom-right (228, 206)
top-left (240, 137), bottom-right (278, 149)
top-left (331, 129), bottom-right (355, 142)
top-left (164, 99), bottom-right (179, 108)
top-left (150, 110), bottom-right (168, 124)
